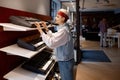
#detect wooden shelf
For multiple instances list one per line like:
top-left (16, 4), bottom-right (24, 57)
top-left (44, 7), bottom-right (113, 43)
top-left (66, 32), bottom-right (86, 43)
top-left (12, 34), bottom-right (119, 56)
top-left (0, 44), bottom-right (47, 58)
top-left (0, 23), bottom-right (37, 31)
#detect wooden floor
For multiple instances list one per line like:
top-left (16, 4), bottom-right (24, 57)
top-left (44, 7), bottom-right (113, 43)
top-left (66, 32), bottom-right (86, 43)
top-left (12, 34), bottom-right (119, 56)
top-left (75, 37), bottom-right (120, 80)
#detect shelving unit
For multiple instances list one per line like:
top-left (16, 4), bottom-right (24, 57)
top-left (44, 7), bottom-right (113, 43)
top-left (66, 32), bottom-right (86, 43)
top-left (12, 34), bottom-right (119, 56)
top-left (0, 22), bottom-right (57, 80)
top-left (0, 43), bottom-right (56, 80)
top-left (0, 6), bottom-right (55, 80)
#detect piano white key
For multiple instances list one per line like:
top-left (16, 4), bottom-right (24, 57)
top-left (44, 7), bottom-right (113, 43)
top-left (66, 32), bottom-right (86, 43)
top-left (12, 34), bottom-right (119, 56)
top-left (41, 59), bottom-right (52, 70)
top-left (33, 41), bottom-right (44, 47)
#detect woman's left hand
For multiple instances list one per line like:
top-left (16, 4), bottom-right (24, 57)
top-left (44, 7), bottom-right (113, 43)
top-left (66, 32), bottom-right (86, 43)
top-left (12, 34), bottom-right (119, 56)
top-left (34, 22), bottom-right (43, 33)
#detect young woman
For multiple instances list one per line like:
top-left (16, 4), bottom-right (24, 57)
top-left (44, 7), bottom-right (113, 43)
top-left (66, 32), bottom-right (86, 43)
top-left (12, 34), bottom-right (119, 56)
top-left (35, 9), bottom-right (74, 80)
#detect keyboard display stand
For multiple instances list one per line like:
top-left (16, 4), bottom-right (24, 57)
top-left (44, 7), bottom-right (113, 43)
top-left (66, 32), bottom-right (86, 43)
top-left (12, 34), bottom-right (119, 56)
top-left (0, 22), bottom-right (58, 80)
top-left (0, 44), bottom-right (56, 80)
top-left (4, 62), bottom-right (55, 80)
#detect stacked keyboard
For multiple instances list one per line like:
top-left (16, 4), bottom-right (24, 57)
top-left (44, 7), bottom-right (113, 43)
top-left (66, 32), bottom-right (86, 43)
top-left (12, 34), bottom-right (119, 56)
top-left (21, 50), bottom-right (55, 75)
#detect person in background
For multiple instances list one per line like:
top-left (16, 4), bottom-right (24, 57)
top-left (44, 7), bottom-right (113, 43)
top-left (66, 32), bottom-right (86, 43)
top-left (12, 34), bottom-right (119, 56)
top-left (98, 18), bottom-right (109, 47)
top-left (35, 9), bottom-right (75, 80)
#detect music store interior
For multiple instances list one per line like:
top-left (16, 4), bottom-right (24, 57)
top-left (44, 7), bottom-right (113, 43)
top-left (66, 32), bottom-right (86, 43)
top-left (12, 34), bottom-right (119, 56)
top-left (0, 0), bottom-right (120, 80)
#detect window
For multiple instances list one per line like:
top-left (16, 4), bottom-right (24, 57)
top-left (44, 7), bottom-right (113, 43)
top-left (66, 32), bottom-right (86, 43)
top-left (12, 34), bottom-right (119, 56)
top-left (51, 1), bottom-right (57, 19)
top-left (50, 0), bottom-right (61, 20)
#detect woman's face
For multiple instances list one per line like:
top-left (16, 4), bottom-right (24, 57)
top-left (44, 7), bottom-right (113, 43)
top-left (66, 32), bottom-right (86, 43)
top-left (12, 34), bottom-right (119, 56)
top-left (55, 14), bottom-right (65, 25)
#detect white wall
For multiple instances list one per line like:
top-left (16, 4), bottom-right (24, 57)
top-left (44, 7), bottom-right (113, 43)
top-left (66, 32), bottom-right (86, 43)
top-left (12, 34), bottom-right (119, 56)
top-left (0, 0), bottom-right (50, 16)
